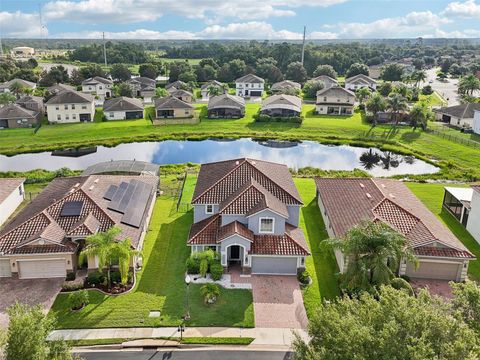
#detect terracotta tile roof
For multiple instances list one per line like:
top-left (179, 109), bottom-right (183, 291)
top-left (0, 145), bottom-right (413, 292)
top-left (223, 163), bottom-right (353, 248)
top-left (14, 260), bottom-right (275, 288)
top-left (187, 216), bottom-right (309, 256)
top-left (192, 158), bottom-right (302, 207)
top-left (414, 246), bottom-right (474, 259)
top-left (472, 185), bottom-right (480, 193)
top-left (0, 178), bottom-right (25, 204)
top-left (315, 178), bottom-right (474, 258)
top-left (0, 175), bottom-right (158, 255)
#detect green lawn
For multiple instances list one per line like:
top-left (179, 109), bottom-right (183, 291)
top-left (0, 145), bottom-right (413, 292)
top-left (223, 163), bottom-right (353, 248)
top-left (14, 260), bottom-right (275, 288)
top-left (2, 104), bottom-right (480, 179)
top-left (294, 178), bottom-right (340, 317)
top-left (50, 176), bottom-right (254, 329)
top-left (407, 182), bottom-right (480, 281)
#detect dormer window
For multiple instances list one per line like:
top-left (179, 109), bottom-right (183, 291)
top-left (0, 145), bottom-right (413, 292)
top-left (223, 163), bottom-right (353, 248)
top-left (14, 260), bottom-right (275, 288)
top-left (205, 204), bottom-right (214, 214)
top-left (259, 217), bottom-right (274, 233)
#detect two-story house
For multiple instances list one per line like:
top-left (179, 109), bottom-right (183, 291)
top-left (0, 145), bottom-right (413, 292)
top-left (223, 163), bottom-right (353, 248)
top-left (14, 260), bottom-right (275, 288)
top-left (126, 77), bottom-right (156, 103)
top-left (201, 80), bottom-right (226, 101)
top-left (344, 74), bottom-right (377, 91)
top-left (316, 86), bottom-right (356, 115)
top-left (235, 74), bottom-right (265, 98)
top-left (188, 158), bottom-right (310, 275)
top-left (81, 76), bottom-right (113, 102)
top-left (46, 90), bottom-right (95, 123)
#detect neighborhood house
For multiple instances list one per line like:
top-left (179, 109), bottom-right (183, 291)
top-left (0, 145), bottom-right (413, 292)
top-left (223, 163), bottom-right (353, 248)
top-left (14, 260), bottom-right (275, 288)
top-left (200, 80), bottom-right (226, 101)
top-left (126, 77), bottom-right (156, 103)
top-left (435, 103), bottom-right (480, 129)
top-left (188, 158), bottom-right (310, 275)
top-left (316, 178), bottom-right (475, 281)
top-left (260, 94), bottom-right (302, 117)
top-left (344, 74), bottom-right (377, 91)
top-left (312, 75), bottom-right (338, 89)
top-left (0, 178), bottom-right (25, 228)
top-left (154, 96), bottom-right (194, 119)
top-left (270, 80), bottom-right (301, 94)
top-left (207, 94), bottom-right (245, 119)
top-left (46, 90), bottom-right (95, 123)
top-left (103, 97), bottom-right (144, 120)
top-left (316, 86), bottom-right (355, 115)
top-left (81, 76), bottom-right (113, 102)
top-left (235, 74), bottom-right (265, 98)
top-left (0, 173), bottom-right (158, 279)
top-left (0, 103), bottom-right (40, 129)
top-left (0, 78), bottom-right (37, 93)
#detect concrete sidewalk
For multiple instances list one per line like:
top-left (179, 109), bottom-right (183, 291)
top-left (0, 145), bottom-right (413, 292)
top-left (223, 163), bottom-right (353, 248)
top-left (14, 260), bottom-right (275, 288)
top-left (49, 327), bottom-right (308, 346)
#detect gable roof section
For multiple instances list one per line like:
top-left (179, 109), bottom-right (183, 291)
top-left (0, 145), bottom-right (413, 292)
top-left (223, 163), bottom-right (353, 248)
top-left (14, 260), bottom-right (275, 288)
top-left (0, 78), bottom-right (36, 89)
top-left (82, 76), bottom-right (112, 85)
top-left (170, 89), bottom-right (194, 98)
top-left (270, 80), bottom-right (301, 91)
top-left (201, 80), bottom-right (224, 91)
top-left (46, 90), bottom-right (94, 105)
top-left (103, 97), bottom-right (144, 112)
top-left (16, 95), bottom-right (43, 106)
top-left (48, 83), bottom-right (75, 93)
top-left (312, 75), bottom-right (338, 84)
top-left (166, 80), bottom-right (187, 90)
top-left (315, 177), bottom-right (474, 258)
top-left (236, 74), bottom-right (264, 84)
top-left (154, 96), bottom-right (194, 110)
top-left (261, 94), bottom-right (302, 113)
top-left (345, 74), bottom-right (376, 84)
top-left (208, 94), bottom-right (245, 110)
top-left (0, 103), bottom-right (38, 119)
top-left (0, 178), bottom-right (25, 204)
top-left (316, 86), bottom-right (356, 98)
top-left (437, 103), bottom-right (480, 119)
top-left (192, 158), bottom-right (302, 206)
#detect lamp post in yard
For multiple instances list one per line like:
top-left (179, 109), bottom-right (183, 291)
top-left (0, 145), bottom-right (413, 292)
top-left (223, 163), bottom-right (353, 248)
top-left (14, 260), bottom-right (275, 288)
top-left (178, 274), bottom-right (191, 342)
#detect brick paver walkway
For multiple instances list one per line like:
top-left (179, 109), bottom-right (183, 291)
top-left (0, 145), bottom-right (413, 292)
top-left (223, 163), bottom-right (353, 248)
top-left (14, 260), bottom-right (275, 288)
top-left (231, 270), bottom-right (308, 329)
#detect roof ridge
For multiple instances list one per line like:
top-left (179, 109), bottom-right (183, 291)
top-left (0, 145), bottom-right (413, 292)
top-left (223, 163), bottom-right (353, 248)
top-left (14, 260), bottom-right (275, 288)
top-left (219, 179), bottom-right (258, 212)
top-left (188, 215), bottom-right (220, 243)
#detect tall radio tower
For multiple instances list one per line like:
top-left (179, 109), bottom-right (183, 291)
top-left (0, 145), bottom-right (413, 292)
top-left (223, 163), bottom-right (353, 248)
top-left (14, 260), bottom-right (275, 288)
top-left (301, 26), bottom-right (306, 65)
top-left (103, 32), bottom-right (108, 67)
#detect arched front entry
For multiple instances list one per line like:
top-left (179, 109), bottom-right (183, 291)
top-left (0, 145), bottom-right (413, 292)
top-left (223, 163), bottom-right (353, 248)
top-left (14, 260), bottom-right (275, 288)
top-left (224, 243), bottom-right (246, 268)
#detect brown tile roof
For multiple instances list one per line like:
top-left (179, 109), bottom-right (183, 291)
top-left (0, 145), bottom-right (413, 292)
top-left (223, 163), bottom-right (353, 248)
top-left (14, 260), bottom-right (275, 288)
top-left (0, 175), bottom-right (158, 255)
top-left (187, 216), bottom-right (309, 256)
top-left (192, 158), bottom-right (302, 207)
top-left (472, 185), bottom-right (480, 193)
top-left (0, 178), bottom-right (25, 204)
top-left (315, 178), bottom-right (474, 258)
top-left (414, 246), bottom-right (473, 259)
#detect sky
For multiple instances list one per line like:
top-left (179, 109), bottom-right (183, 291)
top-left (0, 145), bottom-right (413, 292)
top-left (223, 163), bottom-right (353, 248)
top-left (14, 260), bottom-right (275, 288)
top-left (1, 0), bottom-right (480, 40)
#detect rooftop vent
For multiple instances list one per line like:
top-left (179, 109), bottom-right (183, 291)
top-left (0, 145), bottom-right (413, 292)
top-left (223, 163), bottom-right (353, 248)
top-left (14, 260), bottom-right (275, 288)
top-left (366, 193), bottom-right (372, 199)
top-left (89, 185), bottom-right (95, 191)
top-left (94, 178), bottom-right (99, 183)
top-left (389, 193), bottom-right (396, 199)
top-left (73, 183), bottom-right (80, 188)
top-left (381, 184), bottom-right (386, 188)
top-left (359, 183), bottom-right (365, 188)
top-left (235, 161), bottom-right (239, 165)
top-left (251, 161), bottom-right (256, 165)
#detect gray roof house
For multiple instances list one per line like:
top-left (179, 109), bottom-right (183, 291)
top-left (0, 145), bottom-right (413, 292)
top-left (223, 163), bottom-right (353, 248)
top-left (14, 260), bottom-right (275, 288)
top-left (188, 158), bottom-right (309, 275)
top-left (103, 97), bottom-right (144, 120)
top-left (126, 77), bottom-right (156, 103)
top-left (270, 80), bottom-right (301, 94)
top-left (0, 78), bottom-right (37, 93)
top-left (311, 75), bottom-right (338, 89)
top-left (207, 94), bottom-right (245, 119)
top-left (434, 103), bottom-right (480, 128)
top-left (154, 96), bottom-right (194, 119)
top-left (0, 103), bottom-right (40, 129)
top-left (345, 74), bottom-right (377, 91)
top-left (235, 74), bottom-right (265, 98)
top-left (16, 94), bottom-right (44, 113)
top-left (200, 80), bottom-right (226, 101)
top-left (48, 83), bottom-right (75, 94)
top-left (45, 90), bottom-right (95, 123)
top-left (166, 80), bottom-right (188, 93)
top-left (316, 86), bottom-right (355, 116)
top-left (260, 94), bottom-right (302, 117)
top-left (170, 89), bottom-right (194, 103)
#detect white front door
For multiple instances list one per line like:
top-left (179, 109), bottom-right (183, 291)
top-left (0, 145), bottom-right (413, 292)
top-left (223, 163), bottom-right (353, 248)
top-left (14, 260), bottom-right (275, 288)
top-left (18, 259), bottom-right (66, 279)
top-left (0, 259), bottom-right (11, 277)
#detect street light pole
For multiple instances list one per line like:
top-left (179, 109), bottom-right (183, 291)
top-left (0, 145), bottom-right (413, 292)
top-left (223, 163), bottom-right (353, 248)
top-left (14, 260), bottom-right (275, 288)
top-left (184, 274), bottom-right (191, 321)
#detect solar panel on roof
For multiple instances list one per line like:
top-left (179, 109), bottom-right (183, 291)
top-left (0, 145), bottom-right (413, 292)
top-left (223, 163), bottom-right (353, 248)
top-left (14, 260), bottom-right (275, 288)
top-left (107, 181), bottom-right (129, 212)
top-left (103, 185), bottom-right (118, 200)
top-left (60, 201), bottom-right (84, 217)
top-left (121, 184), bottom-right (153, 228)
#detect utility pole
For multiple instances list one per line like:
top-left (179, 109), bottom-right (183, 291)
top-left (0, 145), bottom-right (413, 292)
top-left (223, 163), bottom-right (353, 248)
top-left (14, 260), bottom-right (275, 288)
top-left (39, 4), bottom-right (44, 52)
top-left (103, 32), bottom-right (108, 67)
top-left (0, 31), bottom-right (4, 58)
top-left (301, 26), bottom-right (306, 65)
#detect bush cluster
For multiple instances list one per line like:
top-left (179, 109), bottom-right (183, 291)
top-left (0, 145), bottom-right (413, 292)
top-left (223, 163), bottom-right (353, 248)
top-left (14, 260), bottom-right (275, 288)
top-left (254, 113), bottom-right (303, 124)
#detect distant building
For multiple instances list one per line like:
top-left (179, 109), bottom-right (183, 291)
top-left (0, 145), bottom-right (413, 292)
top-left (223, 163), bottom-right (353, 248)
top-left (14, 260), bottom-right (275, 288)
top-left (0, 104), bottom-right (40, 129)
top-left (474, 110), bottom-right (480, 135)
top-left (48, 83), bottom-right (76, 95)
top-left (0, 79), bottom-right (37, 93)
top-left (270, 80), bottom-right (301, 94)
top-left (126, 77), bottom-right (156, 103)
top-left (235, 74), bottom-right (264, 98)
top-left (434, 103), bottom-right (480, 128)
top-left (154, 96), bottom-right (194, 119)
top-left (0, 178), bottom-right (25, 228)
top-left (311, 75), bottom-right (338, 89)
top-left (344, 74), bottom-right (377, 91)
top-left (169, 89), bottom-right (194, 103)
top-left (103, 97), bottom-right (144, 120)
top-left (16, 95), bottom-right (44, 114)
top-left (165, 80), bottom-right (188, 93)
top-left (207, 94), bottom-right (245, 119)
top-left (11, 46), bottom-right (35, 58)
top-left (200, 80), bottom-right (226, 101)
top-left (260, 94), bottom-right (302, 117)
top-left (81, 76), bottom-right (113, 103)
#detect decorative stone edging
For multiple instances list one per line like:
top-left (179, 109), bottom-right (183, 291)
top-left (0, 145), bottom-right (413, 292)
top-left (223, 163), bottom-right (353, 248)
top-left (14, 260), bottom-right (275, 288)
top-left (62, 271), bottom-right (137, 297)
top-left (189, 273), bottom-right (252, 290)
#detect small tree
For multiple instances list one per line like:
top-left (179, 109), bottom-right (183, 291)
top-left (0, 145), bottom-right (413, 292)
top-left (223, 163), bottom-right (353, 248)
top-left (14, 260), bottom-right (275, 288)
top-left (303, 80), bottom-right (325, 99)
top-left (356, 87), bottom-right (372, 106)
top-left (346, 63), bottom-right (369, 78)
top-left (5, 303), bottom-right (74, 360)
top-left (115, 83), bottom-right (134, 97)
top-left (201, 283), bottom-right (221, 304)
top-left (409, 102), bottom-right (430, 130)
top-left (0, 92), bottom-right (16, 105)
top-left (110, 64), bottom-right (132, 82)
top-left (366, 92), bottom-right (387, 125)
top-left (313, 65), bottom-right (337, 79)
top-left (69, 289), bottom-right (90, 310)
top-left (8, 82), bottom-right (26, 98)
top-left (387, 93), bottom-right (408, 125)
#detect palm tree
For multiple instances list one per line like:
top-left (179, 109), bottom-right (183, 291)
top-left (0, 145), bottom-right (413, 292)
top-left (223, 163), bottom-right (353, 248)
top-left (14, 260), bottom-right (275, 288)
top-left (0, 92), bottom-right (16, 105)
top-left (387, 94), bottom-right (408, 125)
top-left (323, 220), bottom-right (418, 293)
top-left (208, 85), bottom-right (221, 97)
top-left (356, 87), bottom-right (372, 106)
top-left (411, 70), bottom-right (426, 87)
top-left (409, 103), bottom-right (429, 130)
top-left (200, 283), bottom-right (221, 304)
top-left (80, 226), bottom-right (140, 287)
top-left (9, 82), bottom-right (26, 99)
top-left (359, 149), bottom-right (380, 170)
top-left (458, 74), bottom-right (480, 96)
top-left (366, 93), bottom-right (387, 126)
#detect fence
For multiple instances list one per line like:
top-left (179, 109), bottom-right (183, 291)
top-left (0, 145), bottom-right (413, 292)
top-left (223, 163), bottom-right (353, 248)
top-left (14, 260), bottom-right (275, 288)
top-left (427, 127), bottom-right (480, 149)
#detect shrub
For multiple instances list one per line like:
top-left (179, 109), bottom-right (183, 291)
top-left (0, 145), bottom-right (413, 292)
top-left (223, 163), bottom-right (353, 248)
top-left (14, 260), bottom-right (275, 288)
top-left (422, 85), bottom-right (434, 95)
top-left (86, 271), bottom-right (104, 286)
top-left (186, 257), bottom-right (200, 274)
top-left (254, 113), bottom-right (303, 124)
top-left (199, 258), bottom-right (209, 278)
top-left (391, 278), bottom-right (414, 296)
top-left (61, 282), bottom-right (84, 292)
top-left (69, 290), bottom-right (89, 310)
top-left (66, 272), bottom-right (76, 281)
top-left (298, 270), bottom-right (310, 285)
top-left (400, 274), bottom-right (411, 282)
top-left (210, 262), bottom-right (224, 281)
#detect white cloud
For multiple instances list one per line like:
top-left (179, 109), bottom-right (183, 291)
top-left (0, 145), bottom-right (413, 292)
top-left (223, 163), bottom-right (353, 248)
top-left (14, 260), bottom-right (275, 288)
top-left (0, 11), bottom-right (46, 38)
top-left (309, 31), bottom-right (338, 39)
top-left (442, 0), bottom-right (480, 19)
top-left (323, 11), bottom-right (450, 39)
top-left (42, 0), bottom-right (346, 24)
top-left (428, 28), bottom-right (480, 38)
top-left (58, 22), bottom-right (302, 40)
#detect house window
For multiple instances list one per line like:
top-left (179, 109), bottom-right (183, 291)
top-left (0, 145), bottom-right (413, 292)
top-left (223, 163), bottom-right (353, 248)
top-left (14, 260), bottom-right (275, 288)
top-left (18, 186), bottom-right (23, 196)
top-left (65, 115), bottom-right (69, 120)
top-left (301, 257), bottom-right (305, 266)
top-left (55, 106), bottom-right (59, 110)
top-left (82, 105), bottom-right (87, 109)
top-left (64, 104), bottom-right (68, 110)
top-left (72, 104), bottom-right (75, 109)
top-left (246, 84), bottom-right (249, 88)
top-left (259, 217), bottom-right (274, 233)
top-left (99, 86), bottom-right (103, 90)
top-left (57, 114), bottom-right (61, 120)
top-left (110, 112), bottom-right (114, 118)
top-left (205, 204), bottom-right (214, 214)
top-left (72, 114), bottom-right (76, 120)
top-left (205, 245), bottom-right (217, 252)
top-left (323, 97), bottom-right (327, 101)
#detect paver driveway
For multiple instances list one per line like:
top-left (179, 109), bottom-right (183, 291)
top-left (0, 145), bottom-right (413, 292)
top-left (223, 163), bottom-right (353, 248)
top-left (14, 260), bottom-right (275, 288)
top-left (0, 278), bottom-right (63, 328)
top-left (231, 271), bottom-right (308, 329)
top-left (411, 279), bottom-right (453, 300)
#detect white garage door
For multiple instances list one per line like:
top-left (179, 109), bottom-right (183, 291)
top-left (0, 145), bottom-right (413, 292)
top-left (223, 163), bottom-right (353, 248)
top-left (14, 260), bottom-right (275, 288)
top-left (406, 261), bottom-right (461, 281)
top-left (0, 259), bottom-right (11, 277)
top-left (251, 256), bottom-right (298, 275)
top-left (18, 259), bottom-right (66, 279)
